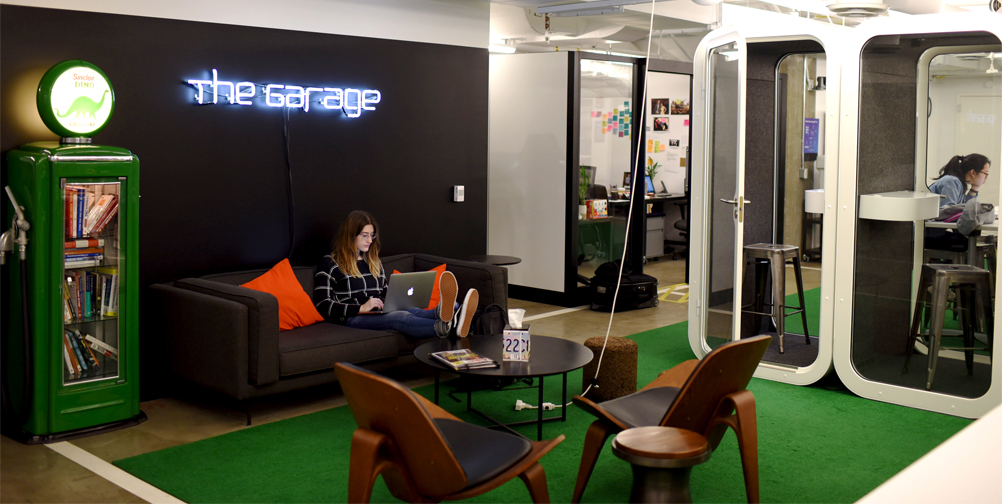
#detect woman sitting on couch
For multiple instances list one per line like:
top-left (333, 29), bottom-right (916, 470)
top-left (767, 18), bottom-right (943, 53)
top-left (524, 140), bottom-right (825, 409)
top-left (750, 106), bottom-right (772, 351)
top-left (313, 210), bottom-right (478, 338)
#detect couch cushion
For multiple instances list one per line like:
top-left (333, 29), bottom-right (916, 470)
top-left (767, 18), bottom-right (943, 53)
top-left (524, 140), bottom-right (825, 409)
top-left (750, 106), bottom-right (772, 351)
top-left (241, 259), bottom-right (325, 331)
top-left (278, 323), bottom-right (400, 376)
top-left (203, 266), bottom-right (315, 293)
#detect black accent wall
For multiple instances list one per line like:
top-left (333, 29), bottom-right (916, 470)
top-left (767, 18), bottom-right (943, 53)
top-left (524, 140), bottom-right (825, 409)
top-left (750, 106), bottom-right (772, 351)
top-left (1, 5), bottom-right (489, 398)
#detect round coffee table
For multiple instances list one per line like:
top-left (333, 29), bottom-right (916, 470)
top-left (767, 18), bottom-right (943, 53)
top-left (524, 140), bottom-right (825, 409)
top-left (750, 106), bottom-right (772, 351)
top-left (415, 334), bottom-right (593, 440)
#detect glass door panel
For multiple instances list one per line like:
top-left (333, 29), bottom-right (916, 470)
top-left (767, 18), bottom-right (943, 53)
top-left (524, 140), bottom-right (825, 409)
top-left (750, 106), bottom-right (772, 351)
top-left (61, 179), bottom-right (121, 386)
top-left (704, 41), bottom-right (746, 350)
top-left (578, 59), bottom-right (634, 284)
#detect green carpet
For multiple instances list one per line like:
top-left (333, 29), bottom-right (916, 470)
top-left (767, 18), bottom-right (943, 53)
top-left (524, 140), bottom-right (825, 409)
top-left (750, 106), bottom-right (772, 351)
top-left (114, 323), bottom-right (971, 503)
top-left (783, 287), bottom-right (820, 336)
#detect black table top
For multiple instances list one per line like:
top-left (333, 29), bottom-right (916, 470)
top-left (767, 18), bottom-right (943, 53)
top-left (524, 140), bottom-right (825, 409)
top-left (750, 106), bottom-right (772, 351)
top-left (415, 334), bottom-right (593, 378)
top-left (469, 254), bottom-right (522, 266)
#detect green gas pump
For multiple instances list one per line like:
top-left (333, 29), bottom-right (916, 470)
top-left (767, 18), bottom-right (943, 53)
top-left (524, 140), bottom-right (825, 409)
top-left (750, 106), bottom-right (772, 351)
top-left (3, 60), bottom-right (144, 443)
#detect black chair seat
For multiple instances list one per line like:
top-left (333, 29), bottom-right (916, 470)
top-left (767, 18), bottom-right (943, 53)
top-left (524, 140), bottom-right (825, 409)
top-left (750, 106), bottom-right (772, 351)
top-left (436, 418), bottom-right (532, 488)
top-left (598, 386), bottom-right (681, 428)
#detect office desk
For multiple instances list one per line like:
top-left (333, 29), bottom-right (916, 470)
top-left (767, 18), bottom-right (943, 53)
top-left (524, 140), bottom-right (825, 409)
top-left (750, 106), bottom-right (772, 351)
top-left (608, 194), bottom-right (688, 260)
top-left (925, 221), bottom-right (997, 266)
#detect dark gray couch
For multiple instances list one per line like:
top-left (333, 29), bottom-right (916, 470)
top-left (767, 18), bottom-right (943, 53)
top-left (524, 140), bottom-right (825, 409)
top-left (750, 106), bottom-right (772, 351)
top-left (150, 253), bottom-right (507, 408)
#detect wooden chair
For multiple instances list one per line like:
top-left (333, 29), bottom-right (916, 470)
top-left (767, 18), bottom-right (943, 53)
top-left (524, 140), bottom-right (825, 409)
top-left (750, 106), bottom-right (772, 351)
top-left (334, 362), bottom-right (565, 503)
top-left (571, 335), bottom-right (771, 503)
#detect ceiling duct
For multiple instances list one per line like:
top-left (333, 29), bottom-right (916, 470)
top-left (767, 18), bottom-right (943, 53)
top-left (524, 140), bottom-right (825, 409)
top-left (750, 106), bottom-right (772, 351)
top-left (826, 1), bottom-right (890, 17)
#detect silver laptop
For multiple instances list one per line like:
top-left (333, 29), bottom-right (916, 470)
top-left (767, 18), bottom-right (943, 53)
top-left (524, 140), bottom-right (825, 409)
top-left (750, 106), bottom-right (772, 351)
top-left (362, 270), bottom-right (437, 313)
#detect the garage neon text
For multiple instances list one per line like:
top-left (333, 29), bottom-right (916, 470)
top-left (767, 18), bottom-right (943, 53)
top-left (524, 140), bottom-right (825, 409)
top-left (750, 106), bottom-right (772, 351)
top-left (186, 69), bottom-right (380, 118)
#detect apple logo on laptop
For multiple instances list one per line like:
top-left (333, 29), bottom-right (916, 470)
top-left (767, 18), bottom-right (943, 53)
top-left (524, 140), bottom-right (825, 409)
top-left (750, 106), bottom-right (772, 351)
top-left (407, 287), bottom-right (414, 296)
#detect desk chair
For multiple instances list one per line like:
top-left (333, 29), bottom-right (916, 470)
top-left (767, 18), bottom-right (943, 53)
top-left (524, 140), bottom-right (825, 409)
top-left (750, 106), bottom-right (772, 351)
top-left (335, 363), bottom-right (565, 503)
top-left (587, 184), bottom-right (608, 200)
top-left (571, 335), bottom-right (771, 504)
top-left (665, 200), bottom-right (688, 260)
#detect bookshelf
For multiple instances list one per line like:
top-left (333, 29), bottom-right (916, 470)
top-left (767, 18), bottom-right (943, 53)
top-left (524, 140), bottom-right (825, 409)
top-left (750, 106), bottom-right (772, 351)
top-left (60, 180), bottom-right (122, 386)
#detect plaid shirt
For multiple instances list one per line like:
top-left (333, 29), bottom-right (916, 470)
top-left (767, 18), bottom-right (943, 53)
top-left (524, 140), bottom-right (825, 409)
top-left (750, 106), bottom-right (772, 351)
top-left (313, 256), bottom-right (387, 323)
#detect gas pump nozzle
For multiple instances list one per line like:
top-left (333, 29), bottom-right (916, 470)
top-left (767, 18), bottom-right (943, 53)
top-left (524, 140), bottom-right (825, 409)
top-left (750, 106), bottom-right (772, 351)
top-left (3, 186), bottom-right (30, 263)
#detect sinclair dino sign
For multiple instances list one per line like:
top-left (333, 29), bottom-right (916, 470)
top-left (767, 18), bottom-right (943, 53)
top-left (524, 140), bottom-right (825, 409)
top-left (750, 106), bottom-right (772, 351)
top-left (36, 60), bottom-right (115, 139)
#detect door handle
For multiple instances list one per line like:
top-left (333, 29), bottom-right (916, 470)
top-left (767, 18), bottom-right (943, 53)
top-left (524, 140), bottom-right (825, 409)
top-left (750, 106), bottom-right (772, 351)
top-left (719, 198), bottom-right (752, 205)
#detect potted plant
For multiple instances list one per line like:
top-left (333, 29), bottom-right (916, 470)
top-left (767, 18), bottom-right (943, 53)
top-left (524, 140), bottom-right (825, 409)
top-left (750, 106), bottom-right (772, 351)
top-left (646, 157), bottom-right (660, 188)
top-left (579, 166), bottom-right (590, 219)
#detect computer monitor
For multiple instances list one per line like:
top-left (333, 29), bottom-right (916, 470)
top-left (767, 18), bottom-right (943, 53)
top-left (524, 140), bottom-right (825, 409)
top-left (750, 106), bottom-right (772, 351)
top-left (645, 175), bottom-right (654, 194)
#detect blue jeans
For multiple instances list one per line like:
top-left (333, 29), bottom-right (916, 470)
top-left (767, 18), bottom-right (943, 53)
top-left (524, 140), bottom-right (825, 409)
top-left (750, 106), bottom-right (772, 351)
top-left (345, 307), bottom-right (442, 339)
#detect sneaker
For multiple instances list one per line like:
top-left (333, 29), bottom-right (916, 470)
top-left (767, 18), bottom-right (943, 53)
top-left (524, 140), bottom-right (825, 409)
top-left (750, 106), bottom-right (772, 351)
top-left (454, 289), bottom-right (479, 338)
top-left (437, 271), bottom-right (458, 323)
top-left (434, 319), bottom-right (452, 338)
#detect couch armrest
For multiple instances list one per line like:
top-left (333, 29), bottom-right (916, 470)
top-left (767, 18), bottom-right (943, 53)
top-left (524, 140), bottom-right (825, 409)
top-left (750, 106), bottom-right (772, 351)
top-left (150, 284), bottom-right (252, 400)
top-left (413, 254), bottom-right (508, 311)
top-left (170, 278), bottom-right (281, 387)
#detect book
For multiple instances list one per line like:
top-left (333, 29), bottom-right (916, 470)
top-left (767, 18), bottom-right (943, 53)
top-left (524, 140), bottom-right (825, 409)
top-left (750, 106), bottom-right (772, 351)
top-left (83, 194), bottom-right (115, 235)
top-left (429, 349), bottom-right (498, 370)
top-left (63, 333), bottom-right (80, 376)
top-left (65, 238), bottom-right (105, 249)
top-left (65, 247), bottom-right (104, 255)
top-left (89, 200), bottom-right (119, 236)
top-left (65, 259), bottom-right (102, 269)
top-left (66, 330), bottom-right (88, 373)
top-left (84, 334), bottom-right (119, 361)
top-left (74, 331), bottom-right (100, 371)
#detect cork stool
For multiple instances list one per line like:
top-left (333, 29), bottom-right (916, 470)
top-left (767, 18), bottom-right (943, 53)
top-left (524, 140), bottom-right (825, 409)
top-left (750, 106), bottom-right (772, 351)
top-left (741, 243), bottom-right (811, 354)
top-left (582, 336), bottom-right (638, 402)
top-left (904, 264), bottom-right (994, 390)
top-left (612, 426), bottom-right (712, 504)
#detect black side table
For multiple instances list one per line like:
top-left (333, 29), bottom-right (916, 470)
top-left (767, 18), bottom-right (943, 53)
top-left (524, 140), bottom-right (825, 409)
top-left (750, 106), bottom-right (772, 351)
top-left (415, 334), bottom-right (592, 440)
top-left (469, 254), bottom-right (522, 266)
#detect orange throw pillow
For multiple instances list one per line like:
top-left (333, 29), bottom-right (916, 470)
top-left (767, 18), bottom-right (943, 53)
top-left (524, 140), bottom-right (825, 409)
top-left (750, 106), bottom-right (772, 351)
top-left (242, 259), bottom-right (325, 330)
top-left (393, 263), bottom-right (447, 309)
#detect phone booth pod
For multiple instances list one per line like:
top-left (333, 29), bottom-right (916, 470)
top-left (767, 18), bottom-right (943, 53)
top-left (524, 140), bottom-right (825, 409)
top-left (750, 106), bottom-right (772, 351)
top-left (833, 14), bottom-right (1002, 418)
top-left (689, 22), bottom-right (847, 385)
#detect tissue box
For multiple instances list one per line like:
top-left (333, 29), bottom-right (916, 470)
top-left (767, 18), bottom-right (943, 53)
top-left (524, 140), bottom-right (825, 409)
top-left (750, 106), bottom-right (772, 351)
top-left (502, 324), bottom-right (530, 361)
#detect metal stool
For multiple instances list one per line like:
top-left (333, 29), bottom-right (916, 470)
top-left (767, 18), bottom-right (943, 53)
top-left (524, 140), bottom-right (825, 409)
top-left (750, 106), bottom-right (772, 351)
top-left (904, 264), bottom-right (994, 390)
top-left (741, 243), bottom-right (811, 354)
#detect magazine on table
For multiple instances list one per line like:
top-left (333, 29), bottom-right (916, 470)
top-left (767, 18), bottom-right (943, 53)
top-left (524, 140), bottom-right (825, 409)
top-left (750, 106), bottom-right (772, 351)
top-left (430, 348), bottom-right (498, 370)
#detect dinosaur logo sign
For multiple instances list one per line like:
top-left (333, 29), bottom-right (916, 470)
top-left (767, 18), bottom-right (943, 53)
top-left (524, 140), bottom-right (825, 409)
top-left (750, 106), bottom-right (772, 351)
top-left (50, 68), bottom-right (112, 134)
top-left (37, 60), bottom-right (115, 138)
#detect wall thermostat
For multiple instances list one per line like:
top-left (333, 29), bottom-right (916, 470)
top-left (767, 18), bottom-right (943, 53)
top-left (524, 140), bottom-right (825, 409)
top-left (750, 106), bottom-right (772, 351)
top-left (454, 185), bottom-right (464, 202)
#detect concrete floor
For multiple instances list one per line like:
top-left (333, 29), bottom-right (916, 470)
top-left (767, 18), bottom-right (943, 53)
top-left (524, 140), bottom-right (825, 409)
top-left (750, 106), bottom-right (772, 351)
top-left (2, 258), bottom-right (694, 504)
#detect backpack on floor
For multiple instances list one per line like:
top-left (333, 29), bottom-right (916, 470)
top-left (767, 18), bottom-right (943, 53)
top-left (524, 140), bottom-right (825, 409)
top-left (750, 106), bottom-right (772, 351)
top-left (589, 261), bottom-right (659, 312)
top-left (470, 303), bottom-right (509, 336)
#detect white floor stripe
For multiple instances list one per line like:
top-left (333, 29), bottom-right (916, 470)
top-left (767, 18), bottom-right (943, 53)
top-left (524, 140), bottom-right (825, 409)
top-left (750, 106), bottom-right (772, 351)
top-left (523, 305), bottom-right (589, 321)
top-left (47, 442), bottom-right (186, 504)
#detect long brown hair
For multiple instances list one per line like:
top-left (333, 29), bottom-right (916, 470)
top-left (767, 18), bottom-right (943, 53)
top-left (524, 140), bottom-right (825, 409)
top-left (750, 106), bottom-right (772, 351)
top-left (331, 210), bottom-right (382, 278)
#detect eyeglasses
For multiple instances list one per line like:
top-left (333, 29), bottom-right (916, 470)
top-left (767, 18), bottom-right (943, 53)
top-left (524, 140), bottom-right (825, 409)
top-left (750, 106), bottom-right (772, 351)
top-left (358, 232), bottom-right (377, 240)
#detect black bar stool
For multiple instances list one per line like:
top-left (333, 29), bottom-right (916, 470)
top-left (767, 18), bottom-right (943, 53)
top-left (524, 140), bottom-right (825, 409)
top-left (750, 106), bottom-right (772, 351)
top-left (904, 264), bottom-right (994, 390)
top-left (740, 243), bottom-right (811, 354)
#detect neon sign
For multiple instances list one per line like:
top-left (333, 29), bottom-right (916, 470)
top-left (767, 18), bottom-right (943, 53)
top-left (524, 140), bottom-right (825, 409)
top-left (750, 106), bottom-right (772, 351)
top-left (186, 69), bottom-right (380, 118)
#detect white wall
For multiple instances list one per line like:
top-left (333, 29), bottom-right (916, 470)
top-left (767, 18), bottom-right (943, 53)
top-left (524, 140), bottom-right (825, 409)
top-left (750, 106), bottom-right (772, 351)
top-left (488, 52), bottom-right (569, 292)
top-left (926, 75), bottom-right (1002, 206)
top-left (0, 0), bottom-right (490, 48)
top-left (645, 71), bottom-right (692, 195)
